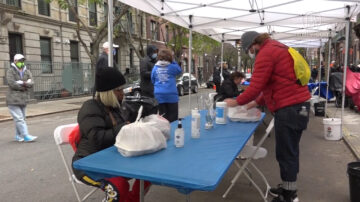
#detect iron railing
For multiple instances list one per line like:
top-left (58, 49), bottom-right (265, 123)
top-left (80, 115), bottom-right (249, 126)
top-left (3, 62), bottom-right (94, 100)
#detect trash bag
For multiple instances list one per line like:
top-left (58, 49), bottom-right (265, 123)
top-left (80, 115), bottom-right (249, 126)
top-left (141, 114), bottom-right (171, 140)
top-left (115, 106), bottom-right (167, 157)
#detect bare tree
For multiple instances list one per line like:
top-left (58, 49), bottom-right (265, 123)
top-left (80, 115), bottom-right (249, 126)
top-left (51, 0), bottom-right (129, 69)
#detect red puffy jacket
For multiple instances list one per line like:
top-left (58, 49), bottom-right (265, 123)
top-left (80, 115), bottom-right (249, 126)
top-left (236, 39), bottom-right (310, 112)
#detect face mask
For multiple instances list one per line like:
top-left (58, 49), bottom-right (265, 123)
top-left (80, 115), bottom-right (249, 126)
top-left (112, 49), bottom-right (117, 56)
top-left (16, 62), bottom-right (25, 69)
top-left (248, 52), bottom-right (255, 59)
top-left (151, 53), bottom-right (157, 59)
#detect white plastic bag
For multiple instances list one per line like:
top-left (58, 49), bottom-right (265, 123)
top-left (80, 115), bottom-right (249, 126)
top-left (115, 106), bottom-right (167, 157)
top-left (228, 105), bottom-right (261, 122)
top-left (141, 114), bottom-right (171, 140)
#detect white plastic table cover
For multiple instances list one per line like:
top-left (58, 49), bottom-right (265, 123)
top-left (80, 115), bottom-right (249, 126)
top-left (73, 111), bottom-right (265, 194)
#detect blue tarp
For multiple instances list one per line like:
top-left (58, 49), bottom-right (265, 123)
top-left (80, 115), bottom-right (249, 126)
top-left (308, 82), bottom-right (334, 100)
top-left (73, 111), bottom-right (265, 194)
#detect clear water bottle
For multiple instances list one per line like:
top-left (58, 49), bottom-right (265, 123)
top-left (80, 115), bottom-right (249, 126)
top-left (299, 106), bottom-right (308, 117)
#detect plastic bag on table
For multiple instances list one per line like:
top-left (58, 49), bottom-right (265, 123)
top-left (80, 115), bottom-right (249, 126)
top-left (115, 106), bottom-right (167, 157)
top-left (141, 114), bottom-right (171, 140)
top-left (228, 105), bottom-right (261, 122)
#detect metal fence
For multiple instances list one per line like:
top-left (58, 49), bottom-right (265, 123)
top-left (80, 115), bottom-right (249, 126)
top-left (3, 61), bottom-right (94, 100)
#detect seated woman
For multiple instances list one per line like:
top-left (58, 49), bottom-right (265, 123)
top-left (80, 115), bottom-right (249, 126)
top-left (72, 67), bottom-right (150, 202)
top-left (215, 72), bottom-right (245, 102)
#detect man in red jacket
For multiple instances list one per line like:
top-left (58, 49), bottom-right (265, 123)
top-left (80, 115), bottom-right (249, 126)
top-left (225, 31), bottom-right (311, 202)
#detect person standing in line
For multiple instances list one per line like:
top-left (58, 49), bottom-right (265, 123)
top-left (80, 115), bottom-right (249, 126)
top-left (225, 31), bottom-right (310, 202)
top-left (151, 49), bottom-right (182, 122)
top-left (140, 45), bottom-right (158, 98)
top-left (6, 54), bottom-right (37, 142)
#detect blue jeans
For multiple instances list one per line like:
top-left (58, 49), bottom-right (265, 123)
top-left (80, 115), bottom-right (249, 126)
top-left (8, 105), bottom-right (30, 138)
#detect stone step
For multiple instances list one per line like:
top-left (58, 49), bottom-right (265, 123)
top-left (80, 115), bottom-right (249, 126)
top-left (0, 102), bottom-right (5, 107)
top-left (0, 95), bottom-right (5, 102)
top-left (0, 85), bottom-right (8, 94)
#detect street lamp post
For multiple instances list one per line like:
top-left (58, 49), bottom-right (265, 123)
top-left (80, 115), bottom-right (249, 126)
top-left (235, 40), bottom-right (242, 72)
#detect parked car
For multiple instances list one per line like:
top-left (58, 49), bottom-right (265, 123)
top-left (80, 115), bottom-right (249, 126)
top-left (123, 74), bottom-right (141, 97)
top-left (206, 75), bottom-right (215, 88)
top-left (176, 73), bottom-right (198, 96)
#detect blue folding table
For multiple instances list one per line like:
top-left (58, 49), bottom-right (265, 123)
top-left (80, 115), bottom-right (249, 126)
top-left (73, 111), bottom-right (266, 201)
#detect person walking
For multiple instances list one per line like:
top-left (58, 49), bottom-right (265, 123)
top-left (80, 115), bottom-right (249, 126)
top-left (140, 45), bottom-right (158, 97)
top-left (93, 41), bottom-right (119, 97)
top-left (225, 31), bottom-right (311, 202)
top-left (6, 54), bottom-right (37, 142)
top-left (96, 41), bottom-right (119, 72)
top-left (151, 49), bottom-right (182, 122)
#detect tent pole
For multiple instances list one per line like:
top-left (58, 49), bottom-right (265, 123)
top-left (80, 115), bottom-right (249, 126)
top-left (341, 17), bottom-right (350, 136)
top-left (220, 34), bottom-right (224, 83)
top-left (108, 0), bottom-right (113, 67)
top-left (325, 30), bottom-right (332, 116)
top-left (318, 39), bottom-right (322, 102)
top-left (188, 15), bottom-right (193, 114)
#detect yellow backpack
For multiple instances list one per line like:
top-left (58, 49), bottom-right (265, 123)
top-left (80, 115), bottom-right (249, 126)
top-left (288, 47), bottom-right (311, 86)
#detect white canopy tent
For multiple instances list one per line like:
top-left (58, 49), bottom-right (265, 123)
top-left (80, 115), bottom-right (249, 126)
top-left (111, 0), bottom-right (360, 128)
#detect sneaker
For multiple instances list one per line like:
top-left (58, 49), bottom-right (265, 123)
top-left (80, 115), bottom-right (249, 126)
top-left (271, 189), bottom-right (299, 202)
top-left (15, 135), bottom-right (24, 142)
top-left (24, 135), bottom-right (38, 142)
top-left (269, 184), bottom-right (284, 197)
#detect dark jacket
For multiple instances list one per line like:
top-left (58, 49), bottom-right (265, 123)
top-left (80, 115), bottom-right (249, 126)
top-left (216, 79), bottom-right (241, 101)
top-left (236, 39), bottom-right (311, 112)
top-left (96, 52), bottom-right (108, 72)
top-left (213, 68), bottom-right (230, 84)
top-left (140, 45), bottom-right (158, 97)
top-left (72, 99), bottom-right (132, 162)
top-left (6, 63), bottom-right (34, 106)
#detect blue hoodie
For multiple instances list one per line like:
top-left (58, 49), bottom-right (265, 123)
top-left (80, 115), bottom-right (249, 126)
top-left (151, 61), bottom-right (182, 103)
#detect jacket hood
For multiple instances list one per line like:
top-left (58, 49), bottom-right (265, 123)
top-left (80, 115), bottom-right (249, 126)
top-left (146, 45), bottom-right (158, 57)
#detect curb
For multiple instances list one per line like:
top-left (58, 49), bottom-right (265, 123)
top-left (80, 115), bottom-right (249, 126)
top-left (0, 108), bottom-right (80, 123)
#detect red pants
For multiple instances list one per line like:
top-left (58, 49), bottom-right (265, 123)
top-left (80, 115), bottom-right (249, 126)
top-left (81, 175), bottom-right (151, 202)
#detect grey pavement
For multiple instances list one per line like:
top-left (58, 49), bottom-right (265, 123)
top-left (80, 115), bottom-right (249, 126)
top-left (0, 89), bottom-right (358, 201)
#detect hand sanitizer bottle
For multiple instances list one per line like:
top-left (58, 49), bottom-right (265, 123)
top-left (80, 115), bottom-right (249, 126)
top-left (191, 108), bottom-right (201, 138)
top-left (175, 119), bottom-right (184, 147)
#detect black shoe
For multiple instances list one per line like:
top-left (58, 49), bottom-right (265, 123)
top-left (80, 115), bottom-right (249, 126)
top-left (271, 189), bottom-right (299, 202)
top-left (269, 184), bottom-right (284, 197)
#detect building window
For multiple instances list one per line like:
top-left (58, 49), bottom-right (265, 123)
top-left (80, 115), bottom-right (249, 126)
top-left (40, 37), bottom-right (52, 73)
top-left (127, 11), bottom-right (134, 34)
top-left (8, 33), bottom-right (23, 62)
top-left (150, 20), bottom-right (157, 41)
top-left (88, 1), bottom-right (97, 26)
top-left (70, 41), bottom-right (79, 62)
top-left (38, 0), bottom-right (50, 16)
top-left (69, 0), bottom-right (78, 22)
top-left (165, 25), bottom-right (169, 42)
top-left (6, 0), bottom-right (20, 7)
top-left (129, 48), bottom-right (134, 68)
top-left (140, 14), bottom-right (144, 37)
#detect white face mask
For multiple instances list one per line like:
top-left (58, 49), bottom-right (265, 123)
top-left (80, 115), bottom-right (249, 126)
top-left (248, 51), bottom-right (256, 59)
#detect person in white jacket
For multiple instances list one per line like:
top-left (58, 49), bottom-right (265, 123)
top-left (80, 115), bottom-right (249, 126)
top-left (6, 54), bottom-right (37, 142)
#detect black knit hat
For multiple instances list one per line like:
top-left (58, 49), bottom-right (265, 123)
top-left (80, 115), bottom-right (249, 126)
top-left (95, 67), bottom-right (126, 92)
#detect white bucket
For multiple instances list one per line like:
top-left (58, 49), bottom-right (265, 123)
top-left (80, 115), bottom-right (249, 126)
top-left (323, 118), bottom-right (342, 140)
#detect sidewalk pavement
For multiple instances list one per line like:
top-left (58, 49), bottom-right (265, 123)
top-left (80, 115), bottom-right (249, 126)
top-left (1, 95), bottom-right (359, 160)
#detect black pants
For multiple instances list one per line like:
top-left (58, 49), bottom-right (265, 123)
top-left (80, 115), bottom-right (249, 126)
top-left (274, 102), bottom-right (310, 182)
top-left (158, 102), bottom-right (178, 123)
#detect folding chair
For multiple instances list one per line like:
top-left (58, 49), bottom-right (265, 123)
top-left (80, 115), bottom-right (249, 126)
top-left (223, 118), bottom-right (275, 202)
top-left (54, 123), bottom-right (99, 202)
